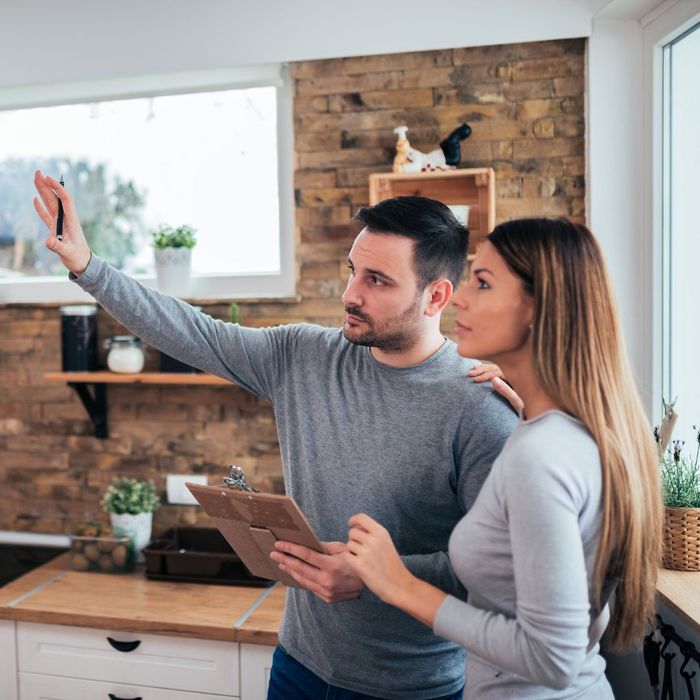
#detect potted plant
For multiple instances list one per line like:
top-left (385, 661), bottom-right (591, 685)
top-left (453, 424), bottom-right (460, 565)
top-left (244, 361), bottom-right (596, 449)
top-left (151, 224), bottom-right (197, 297)
top-left (102, 477), bottom-right (161, 560)
top-left (229, 302), bottom-right (242, 325)
top-left (657, 425), bottom-right (700, 571)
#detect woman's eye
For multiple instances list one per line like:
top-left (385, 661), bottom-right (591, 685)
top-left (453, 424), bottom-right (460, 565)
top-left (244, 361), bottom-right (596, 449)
top-left (477, 277), bottom-right (490, 289)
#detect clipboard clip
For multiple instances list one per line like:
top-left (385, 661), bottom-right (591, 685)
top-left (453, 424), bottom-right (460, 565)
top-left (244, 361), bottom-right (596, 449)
top-left (223, 465), bottom-right (259, 493)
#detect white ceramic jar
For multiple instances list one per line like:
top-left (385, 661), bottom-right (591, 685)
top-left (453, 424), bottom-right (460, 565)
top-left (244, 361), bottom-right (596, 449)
top-left (105, 336), bottom-right (145, 373)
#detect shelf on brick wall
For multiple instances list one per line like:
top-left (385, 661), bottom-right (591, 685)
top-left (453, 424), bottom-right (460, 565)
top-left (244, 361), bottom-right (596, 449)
top-left (43, 371), bottom-right (234, 438)
top-left (44, 371), bottom-right (231, 385)
top-left (369, 168), bottom-right (496, 255)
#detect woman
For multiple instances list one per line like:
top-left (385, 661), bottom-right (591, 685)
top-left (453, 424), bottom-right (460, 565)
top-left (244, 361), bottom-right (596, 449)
top-left (344, 218), bottom-right (663, 699)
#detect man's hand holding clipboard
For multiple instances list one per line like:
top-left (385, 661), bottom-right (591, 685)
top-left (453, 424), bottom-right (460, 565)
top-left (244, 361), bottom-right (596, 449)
top-left (186, 471), bottom-right (363, 601)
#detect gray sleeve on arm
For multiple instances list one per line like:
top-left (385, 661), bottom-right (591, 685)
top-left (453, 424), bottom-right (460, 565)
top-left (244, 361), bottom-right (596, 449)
top-left (72, 254), bottom-right (288, 401)
top-left (402, 551), bottom-right (465, 599)
top-left (455, 390), bottom-right (517, 513)
top-left (433, 451), bottom-right (593, 690)
top-left (403, 390), bottom-right (517, 599)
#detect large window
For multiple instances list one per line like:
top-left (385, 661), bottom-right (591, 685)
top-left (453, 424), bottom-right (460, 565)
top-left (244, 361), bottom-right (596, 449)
top-left (661, 21), bottom-right (700, 444)
top-left (0, 66), bottom-right (293, 302)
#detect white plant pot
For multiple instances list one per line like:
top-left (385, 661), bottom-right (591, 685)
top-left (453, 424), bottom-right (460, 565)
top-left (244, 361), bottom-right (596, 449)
top-left (110, 511), bottom-right (153, 561)
top-left (154, 247), bottom-right (192, 297)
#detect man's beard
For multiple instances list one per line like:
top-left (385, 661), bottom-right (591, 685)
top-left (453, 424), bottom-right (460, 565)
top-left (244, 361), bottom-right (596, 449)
top-left (342, 296), bottom-right (424, 352)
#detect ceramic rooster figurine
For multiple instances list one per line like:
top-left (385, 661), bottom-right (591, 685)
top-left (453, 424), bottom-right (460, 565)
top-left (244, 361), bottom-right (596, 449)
top-left (392, 123), bottom-right (472, 173)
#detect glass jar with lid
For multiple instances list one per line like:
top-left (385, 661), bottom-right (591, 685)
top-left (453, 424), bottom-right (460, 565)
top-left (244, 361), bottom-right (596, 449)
top-left (105, 336), bottom-right (145, 374)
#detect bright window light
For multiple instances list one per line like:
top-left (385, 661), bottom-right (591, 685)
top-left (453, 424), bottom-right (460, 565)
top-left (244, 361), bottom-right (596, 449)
top-left (661, 21), bottom-right (700, 444)
top-left (0, 86), bottom-right (280, 280)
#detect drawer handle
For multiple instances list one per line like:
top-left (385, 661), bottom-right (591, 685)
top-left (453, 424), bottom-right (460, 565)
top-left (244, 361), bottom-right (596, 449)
top-left (106, 637), bottom-right (141, 653)
top-left (108, 695), bottom-right (142, 700)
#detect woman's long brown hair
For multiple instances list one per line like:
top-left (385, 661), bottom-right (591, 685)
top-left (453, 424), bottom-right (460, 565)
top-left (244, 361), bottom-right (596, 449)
top-left (488, 218), bottom-right (663, 651)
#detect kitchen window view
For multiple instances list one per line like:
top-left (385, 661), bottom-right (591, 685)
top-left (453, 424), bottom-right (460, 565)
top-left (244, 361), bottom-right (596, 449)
top-left (661, 20), bottom-right (700, 445)
top-left (0, 81), bottom-right (288, 300)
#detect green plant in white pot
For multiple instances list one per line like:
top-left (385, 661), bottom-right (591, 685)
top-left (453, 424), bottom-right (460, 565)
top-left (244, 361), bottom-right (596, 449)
top-left (152, 224), bottom-right (197, 297)
top-left (102, 477), bottom-right (161, 560)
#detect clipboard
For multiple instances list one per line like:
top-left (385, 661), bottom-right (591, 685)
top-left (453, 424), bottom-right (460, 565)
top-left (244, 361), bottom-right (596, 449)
top-left (186, 470), bottom-right (323, 588)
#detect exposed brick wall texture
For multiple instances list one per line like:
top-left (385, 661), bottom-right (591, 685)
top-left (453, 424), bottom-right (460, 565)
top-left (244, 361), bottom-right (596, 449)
top-left (0, 39), bottom-right (585, 534)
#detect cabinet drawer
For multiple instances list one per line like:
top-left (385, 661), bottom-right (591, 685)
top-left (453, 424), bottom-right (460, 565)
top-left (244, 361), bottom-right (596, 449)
top-left (19, 671), bottom-right (236, 699)
top-left (17, 622), bottom-right (238, 696)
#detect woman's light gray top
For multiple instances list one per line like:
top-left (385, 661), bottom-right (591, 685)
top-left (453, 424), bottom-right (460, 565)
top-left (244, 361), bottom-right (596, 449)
top-left (434, 411), bottom-right (615, 699)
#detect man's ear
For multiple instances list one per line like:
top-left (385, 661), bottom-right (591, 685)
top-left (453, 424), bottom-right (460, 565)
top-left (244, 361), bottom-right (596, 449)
top-left (425, 278), bottom-right (453, 317)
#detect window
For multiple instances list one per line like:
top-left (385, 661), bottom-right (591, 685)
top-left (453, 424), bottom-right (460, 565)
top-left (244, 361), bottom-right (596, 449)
top-left (0, 65), bottom-right (294, 302)
top-left (660, 21), bottom-right (700, 444)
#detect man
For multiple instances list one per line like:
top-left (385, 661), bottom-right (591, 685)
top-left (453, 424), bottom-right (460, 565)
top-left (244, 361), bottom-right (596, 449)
top-left (34, 171), bottom-right (516, 700)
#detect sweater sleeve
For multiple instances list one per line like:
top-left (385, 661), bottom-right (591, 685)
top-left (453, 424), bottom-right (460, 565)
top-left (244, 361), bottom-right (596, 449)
top-left (433, 450), bottom-right (593, 690)
top-left (72, 254), bottom-right (293, 402)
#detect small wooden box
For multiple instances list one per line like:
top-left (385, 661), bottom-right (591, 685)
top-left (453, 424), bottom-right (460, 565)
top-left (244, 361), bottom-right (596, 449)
top-left (368, 168), bottom-right (496, 255)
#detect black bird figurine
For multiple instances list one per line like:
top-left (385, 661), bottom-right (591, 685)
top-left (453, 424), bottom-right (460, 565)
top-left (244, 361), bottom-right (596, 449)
top-left (440, 123), bottom-right (472, 166)
top-left (393, 123), bottom-right (472, 172)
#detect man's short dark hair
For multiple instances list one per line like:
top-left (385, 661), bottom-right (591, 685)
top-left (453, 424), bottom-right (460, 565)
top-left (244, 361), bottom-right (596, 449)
top-left (352, 196), bottom-right (469, 290)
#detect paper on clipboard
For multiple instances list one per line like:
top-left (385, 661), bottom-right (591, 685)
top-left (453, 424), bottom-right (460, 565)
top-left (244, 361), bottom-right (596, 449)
top-left (185, 481), bottom-right (324, 588)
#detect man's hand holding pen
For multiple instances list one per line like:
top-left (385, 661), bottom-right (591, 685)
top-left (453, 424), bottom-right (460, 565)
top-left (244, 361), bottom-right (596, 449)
top-left (33, 170), bottom-right (92, 276)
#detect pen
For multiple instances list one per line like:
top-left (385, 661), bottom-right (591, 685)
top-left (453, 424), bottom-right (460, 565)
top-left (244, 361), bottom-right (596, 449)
top-left (56, 174), bottom-right (64, 242)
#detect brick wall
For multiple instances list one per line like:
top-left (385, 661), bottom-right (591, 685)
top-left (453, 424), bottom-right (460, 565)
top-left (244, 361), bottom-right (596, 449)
top-left (0, 38), bottom-right (585, 534)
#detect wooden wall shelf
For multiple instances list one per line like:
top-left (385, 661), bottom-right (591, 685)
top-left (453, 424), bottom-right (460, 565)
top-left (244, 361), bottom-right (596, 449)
top-left (369, 168), bottom-right (496, 255)
top-left (44, 371), bottom-right (231, 386)
top-left (43, 371), bottom-right (233, 438)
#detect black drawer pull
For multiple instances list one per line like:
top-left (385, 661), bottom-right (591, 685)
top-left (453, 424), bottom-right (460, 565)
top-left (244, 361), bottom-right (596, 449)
top-left (106, 637), bottom-right (141, 653)
top-left (108, 694), bottom-right (142, 700)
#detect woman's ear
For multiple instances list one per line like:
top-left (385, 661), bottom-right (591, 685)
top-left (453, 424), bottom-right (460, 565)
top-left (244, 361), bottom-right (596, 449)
top-left (522, 293), bottom-right (535, 329)
top-left (425, 279), bottom-right (453, 317)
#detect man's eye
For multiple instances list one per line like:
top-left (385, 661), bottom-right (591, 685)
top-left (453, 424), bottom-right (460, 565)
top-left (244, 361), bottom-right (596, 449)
top-left (371, 275), bottom-right (384, 286)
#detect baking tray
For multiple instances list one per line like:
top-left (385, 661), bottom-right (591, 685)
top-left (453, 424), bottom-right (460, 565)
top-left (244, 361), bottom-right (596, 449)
top-left (143, 527), bottom-right (273, 587)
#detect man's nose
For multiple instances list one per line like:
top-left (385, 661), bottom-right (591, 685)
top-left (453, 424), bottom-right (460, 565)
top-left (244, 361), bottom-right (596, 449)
top-left (342, 276), bottom-right (361, 307)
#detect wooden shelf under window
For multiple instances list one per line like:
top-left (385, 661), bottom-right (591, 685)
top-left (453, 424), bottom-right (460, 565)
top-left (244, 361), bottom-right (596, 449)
top-left (43, 371), bottom-right (231, 386)
top-left (43, 371), bottom-right (234, 438)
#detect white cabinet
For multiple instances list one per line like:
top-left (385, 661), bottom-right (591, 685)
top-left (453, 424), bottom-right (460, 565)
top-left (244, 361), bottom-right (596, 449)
top-left (0, 619), bottom-right (18, 700)
top-left (240, 644), bottom-right (275, 699)
top-left (18, 674), bottom-right (229, 700)
top-left (17, 622), bottom-right (238, 699)
top-left (3, 621), bottom-right (275, 699)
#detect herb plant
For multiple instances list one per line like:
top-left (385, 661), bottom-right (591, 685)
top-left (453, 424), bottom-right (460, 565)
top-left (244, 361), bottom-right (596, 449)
top-left (658, 426), bottom-right (700, 508)
top-left (102, 477), bottom-right (161, 515)
top-left (151, 224), bottom-right (197, 250)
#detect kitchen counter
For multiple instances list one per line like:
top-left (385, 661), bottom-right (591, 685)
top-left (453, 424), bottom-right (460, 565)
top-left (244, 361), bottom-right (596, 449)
top-left (656, 567), bottom-right (700, 634)
top-left (2, 554), bottom-right (696, 645)
top-left (0, 553), bottom-right (282, 644)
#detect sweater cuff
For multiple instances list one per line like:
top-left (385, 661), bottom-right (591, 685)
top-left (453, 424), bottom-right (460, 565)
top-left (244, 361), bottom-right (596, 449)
top-left (69, 252), bottom-right (102, 288)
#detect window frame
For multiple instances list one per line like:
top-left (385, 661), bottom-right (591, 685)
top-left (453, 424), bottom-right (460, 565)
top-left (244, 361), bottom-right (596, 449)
top-left (643, 0), bottom-right (700, 425)
top-left (0, 63), bottom-right (295, 303)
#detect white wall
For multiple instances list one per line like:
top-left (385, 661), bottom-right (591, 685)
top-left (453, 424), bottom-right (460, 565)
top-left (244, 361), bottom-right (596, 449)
top-left (0, 0), bottom-right (592, 88)
top-left (587, 19), bottom-right (650, 406)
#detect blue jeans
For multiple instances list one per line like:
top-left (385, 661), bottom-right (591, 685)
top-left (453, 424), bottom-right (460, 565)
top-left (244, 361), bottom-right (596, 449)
top-left (267, 644), bottom-right (464, 700)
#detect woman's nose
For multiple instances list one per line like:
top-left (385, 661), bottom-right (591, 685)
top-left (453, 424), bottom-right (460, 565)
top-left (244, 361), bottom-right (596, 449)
top-left (451, 283), bottom-right (468, 309)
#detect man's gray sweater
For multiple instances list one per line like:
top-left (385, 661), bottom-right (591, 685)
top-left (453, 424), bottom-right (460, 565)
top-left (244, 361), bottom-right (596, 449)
top-left (74, 255), bottom-right (516, 699)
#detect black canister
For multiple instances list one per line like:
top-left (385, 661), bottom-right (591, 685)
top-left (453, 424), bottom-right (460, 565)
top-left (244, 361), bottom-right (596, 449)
top-left (60, 305), bottom-right (98, 371)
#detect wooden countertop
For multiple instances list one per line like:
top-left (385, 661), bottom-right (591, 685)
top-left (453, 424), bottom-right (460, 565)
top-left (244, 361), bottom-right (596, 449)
top-left (236, 584), bottom-right (287, 646)
top-left (0, 554), bottom-right (282, 644)
top-left (657, 568), bottom-right (700, 634)
top-left (7, 557), bottom-right (694, 645)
